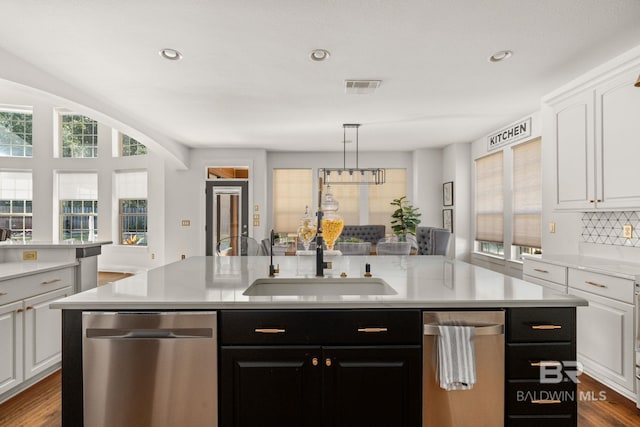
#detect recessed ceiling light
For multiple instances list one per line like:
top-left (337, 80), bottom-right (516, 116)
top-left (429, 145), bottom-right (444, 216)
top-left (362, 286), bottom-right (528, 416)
top-left (159, 48), bottom-right (183, 61)
top-left (489, 50), bottom-right (513, 63)
top-left (309, 49), bottom-right (330, 62)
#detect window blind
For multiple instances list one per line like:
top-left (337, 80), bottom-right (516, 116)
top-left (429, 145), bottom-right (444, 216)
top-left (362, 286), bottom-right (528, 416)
top-left (115, 170), bottom-right (148, 198)
top-left (368, 168), bottom-right (407, 233)
top-left (273, 169), bottom-right (313, 233)
top-left (57, 172), bottom-right (98, 200)
top-left (475, 152), bottom-right (504, 243)
top-left (329, 184), bottom-right (360, 226)
top-left (0, 170), bottom-right (32, 199)
top-left (512, 138), bottom-right (541, 248)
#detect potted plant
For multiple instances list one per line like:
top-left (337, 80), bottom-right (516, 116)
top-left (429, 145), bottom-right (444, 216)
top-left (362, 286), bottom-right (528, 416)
top-left (390, 196), bottom-right (421, 241)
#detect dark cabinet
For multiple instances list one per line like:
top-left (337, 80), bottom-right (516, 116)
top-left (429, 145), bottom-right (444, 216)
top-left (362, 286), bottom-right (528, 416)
top-left (219, 310), bottom-right (422, 427)
top-left (505, 307), bottom-right (577, 427)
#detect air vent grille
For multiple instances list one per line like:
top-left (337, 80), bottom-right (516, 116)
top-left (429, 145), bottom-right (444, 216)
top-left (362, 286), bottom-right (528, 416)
top-left (344, 80), bottom-right (381, 94)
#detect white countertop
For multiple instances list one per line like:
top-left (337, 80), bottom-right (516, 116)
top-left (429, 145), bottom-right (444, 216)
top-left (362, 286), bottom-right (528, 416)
top-left (52, 256), bottom-right (587, 310)
top-left (523, 254), bottom-right (640, 282)
top-left (0, 240), bottom-right (111, 249)
top-left (0, 261), bottom-right (79, 281)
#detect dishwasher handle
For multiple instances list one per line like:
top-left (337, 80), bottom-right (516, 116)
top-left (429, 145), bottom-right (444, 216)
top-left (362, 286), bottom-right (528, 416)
top-left (423, 323), bottom-right (504, 336)
top-left (86, 328), bottom-right (213, 339)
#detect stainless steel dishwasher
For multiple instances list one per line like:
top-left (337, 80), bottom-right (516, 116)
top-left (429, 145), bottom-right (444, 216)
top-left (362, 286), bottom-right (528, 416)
top-left (423, 311), bottom-right (505, 427)
top-left (82, 311), bottom-right (218, 427)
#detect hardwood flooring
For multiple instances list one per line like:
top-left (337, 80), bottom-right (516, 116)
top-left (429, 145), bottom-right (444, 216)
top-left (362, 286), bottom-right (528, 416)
top-left (1, 371), bottom-right (638, 426)
top-left (97, 271), bottom-right (133, 286)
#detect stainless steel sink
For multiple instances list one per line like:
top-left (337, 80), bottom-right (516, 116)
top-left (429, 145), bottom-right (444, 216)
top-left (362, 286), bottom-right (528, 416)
top-left (243, 277), bottom-right (397, 296)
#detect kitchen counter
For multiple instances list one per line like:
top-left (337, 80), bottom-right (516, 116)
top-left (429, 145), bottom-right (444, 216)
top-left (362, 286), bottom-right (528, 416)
top-left (0, 261), bottom-right (78, 281)
top-left (52, 255), bottom-right (587, 310)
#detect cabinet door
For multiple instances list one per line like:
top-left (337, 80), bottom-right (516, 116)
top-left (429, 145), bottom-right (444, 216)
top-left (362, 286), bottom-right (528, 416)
top-left (568, 288), bottom-right (635, 394)
top-left (220, 346), bottom-right (322, 427)
top-left (323, 346), bottom-right (421, 427)
top-left (23, 287), bottom-right (71, 380)
top-left (595, 68), bottom-right (640, 209)
top-left (554, 91), bottom-right (596, 209)
top-left (0, 301), bottom-right (24, 396)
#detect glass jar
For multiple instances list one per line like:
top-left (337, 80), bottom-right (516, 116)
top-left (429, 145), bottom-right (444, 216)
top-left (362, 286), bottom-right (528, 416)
top-left (320, 186), bottom-right (344, 251)
top-left (296, 206), bottom-right (317, 251)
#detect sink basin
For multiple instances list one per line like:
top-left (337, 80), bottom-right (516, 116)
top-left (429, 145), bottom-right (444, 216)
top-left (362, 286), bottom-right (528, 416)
top-left (243, 277), bottom-right (397, 296)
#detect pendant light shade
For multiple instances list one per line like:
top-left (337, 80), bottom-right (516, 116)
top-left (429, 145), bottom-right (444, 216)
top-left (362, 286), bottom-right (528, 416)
top-left (319, 124), bottom-right (386, 185)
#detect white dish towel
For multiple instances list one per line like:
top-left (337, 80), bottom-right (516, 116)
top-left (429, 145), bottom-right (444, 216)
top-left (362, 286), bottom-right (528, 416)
top-left (437, 324), bottom-right (477, 391)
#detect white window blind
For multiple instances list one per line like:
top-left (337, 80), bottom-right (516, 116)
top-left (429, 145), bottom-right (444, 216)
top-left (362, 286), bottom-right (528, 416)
top-left (273, 169), bottom-right (313, 233)
top-left (115, 170), bottom-right (148, 198)
top-left (57, 172), bottom-right (98, 199)
top-left (0, 171), bottom-right (32, 199)
top-left (512, 138), bottom-right (541, 248)
top-left (368, 168), bottom-right (407, 233)
top-left (327, 184), bottom-right (360, 226)
top-left (475, 152), bottom-right (504, 243)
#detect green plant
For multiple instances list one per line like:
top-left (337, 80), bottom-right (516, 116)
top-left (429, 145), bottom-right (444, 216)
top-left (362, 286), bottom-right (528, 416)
top-left (390, 196), bottom-right (421, 239)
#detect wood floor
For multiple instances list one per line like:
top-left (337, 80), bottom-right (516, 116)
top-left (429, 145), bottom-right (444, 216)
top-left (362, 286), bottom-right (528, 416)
top-left (1, 371), bottom-right (638, 426)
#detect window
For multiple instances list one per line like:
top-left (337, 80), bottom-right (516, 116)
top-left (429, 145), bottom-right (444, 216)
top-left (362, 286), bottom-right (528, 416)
top-left (273, 169), bottom-right (313, 233)
top-left (475, 152), bottom-right (504, 255)
top-left (60, 200), bottom-right (98, 240)
top-left (121, 134), bottom-right (147, 156)
top-left (61, 114), bottom-right (98, 158)
top-left (0, 171), bottom-right (32, 241)
top-left (120, 200), bottom-right (147, 245)
top-left (116, 171), bottom-right (148, 246)
top-left (57, 172), bottom-right (98, 240)
top-left (368, 169), bottom-right (407, 232)
top-left (512, 138), bottom-right (542, 256)
top-left (0, 111), bottom-right (32, 157)
top-left (327, 184), bottom-right (360, 226)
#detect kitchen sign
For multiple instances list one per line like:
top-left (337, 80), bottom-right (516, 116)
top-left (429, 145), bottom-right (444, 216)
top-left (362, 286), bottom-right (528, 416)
top-left (487, 118), bottom-right (531, 151)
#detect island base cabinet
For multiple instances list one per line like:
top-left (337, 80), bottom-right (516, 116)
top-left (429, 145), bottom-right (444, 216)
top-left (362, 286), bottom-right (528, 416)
top-left (220, 345), bottom-right (421, 427)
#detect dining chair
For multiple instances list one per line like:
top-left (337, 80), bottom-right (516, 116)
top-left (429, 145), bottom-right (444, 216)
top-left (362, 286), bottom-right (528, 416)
top-left (216, 236), bottom-right (262, 256)
top-left (335, 241), bottom-right (371, 255)
top-left (375, 239), bottom-right (412, 255)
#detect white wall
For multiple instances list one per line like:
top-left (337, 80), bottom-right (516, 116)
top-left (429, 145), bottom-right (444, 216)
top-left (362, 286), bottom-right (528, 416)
top-left (442, 143), bottom-right (472, 261)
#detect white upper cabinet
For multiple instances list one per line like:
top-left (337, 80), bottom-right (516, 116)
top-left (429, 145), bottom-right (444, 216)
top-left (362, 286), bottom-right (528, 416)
top-left (550, 66), bottom-right (640, 210)
top-left (595, 68), bottom-right (640, 209)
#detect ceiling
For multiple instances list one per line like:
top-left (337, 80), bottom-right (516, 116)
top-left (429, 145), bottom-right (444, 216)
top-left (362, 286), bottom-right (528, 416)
top-left (1, 0), bottom-right (640, 153)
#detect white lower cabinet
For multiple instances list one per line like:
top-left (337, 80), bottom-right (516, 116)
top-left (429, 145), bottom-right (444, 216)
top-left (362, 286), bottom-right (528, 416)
top-left (0, 301), bottom-right (24, 396)
top-left (567, 268), bottom-right (635, 398)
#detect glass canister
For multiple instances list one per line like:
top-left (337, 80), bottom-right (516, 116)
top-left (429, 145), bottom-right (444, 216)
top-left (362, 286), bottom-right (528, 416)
top-left (321, 186), bottom-right (344, 251)
top-left (297, 205), bottom-right (317, 251)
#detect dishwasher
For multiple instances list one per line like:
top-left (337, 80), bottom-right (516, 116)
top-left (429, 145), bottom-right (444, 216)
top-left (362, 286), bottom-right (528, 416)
top-left (82, 311), bottom-right (218, 427)
top-left (423, 311), bottom-right (505, 427)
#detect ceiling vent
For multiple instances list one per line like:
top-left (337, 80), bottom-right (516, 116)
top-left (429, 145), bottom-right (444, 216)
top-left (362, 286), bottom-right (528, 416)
top-left (344, 80), bottom-right (381, 94)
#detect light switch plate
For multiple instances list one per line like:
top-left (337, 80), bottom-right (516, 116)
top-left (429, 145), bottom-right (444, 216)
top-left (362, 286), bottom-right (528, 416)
top-left (23, 250), bottom-right (37, 261)
top-left (181, 219), bottom-right (191, 227)
top-left (623, 224), bottom-right (633, 239)
top-left (549, 222), bottom-right (556, 233)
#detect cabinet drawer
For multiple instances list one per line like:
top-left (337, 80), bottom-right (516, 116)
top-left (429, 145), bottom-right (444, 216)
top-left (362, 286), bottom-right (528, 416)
top-left (0, 267), bottom-right (74, 305)
top-left (508, 308), bottom-right (575, 343)
top-left (507, 342), bottom-right (575, 379)
top-left (219, 309), bottom-right (421, 345)
top-left (507, 380), bottom-right (576, 415)
top-left (568, 268), bottom-right (634, 303)
top-left (523, 260), bottom-right (567, 286)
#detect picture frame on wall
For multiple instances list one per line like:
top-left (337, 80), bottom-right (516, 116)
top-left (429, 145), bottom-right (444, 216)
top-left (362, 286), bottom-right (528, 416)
top-left (443, 209), bottom-right (453, 233)
top-left (443, 181), bottom-right (453, 206)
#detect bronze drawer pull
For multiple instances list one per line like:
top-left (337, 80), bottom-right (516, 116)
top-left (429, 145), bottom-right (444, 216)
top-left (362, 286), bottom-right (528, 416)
top-left (530, 361), bottom-right (562, 367)
top-left (325, 358), bottom-right (332, 367)
top-left (533, 268), bottom-right (549, 273)
top-left (254, 328), bottom-right (286, 334)
top-left (585, 280), bottom-right (607, 288)
top-left (357, 327), bottom-right (388, 333)
top-left (531, 399), bottom-right (562, 404)
top-left (26, 306), bottom-right (34, 310)
top-left (0, 292), bottom-right (7, 296)
top-left (530, 324), bottom-right (562, 330)
top-left (41, 278), bottom-right (62, 285)
top-left (16, 308), bottom-right (24, 313)
top-left (312, 357), bottom-right (319, 367)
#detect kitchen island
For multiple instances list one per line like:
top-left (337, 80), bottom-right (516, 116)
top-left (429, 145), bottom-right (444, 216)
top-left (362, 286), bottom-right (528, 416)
top-left (53, 255), bottom-right (588, 427)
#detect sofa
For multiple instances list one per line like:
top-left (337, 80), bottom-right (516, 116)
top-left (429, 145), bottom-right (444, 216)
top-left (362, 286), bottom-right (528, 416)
top-left (338, 225), bottom-right (386, 244)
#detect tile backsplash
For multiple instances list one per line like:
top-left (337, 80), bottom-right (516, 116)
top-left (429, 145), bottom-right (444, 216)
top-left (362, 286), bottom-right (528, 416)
top-left (582, 211), bottom-right (640, 247)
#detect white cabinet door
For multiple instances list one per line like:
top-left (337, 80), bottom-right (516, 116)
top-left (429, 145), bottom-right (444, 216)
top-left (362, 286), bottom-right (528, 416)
top-left (0, 301), bottom-right (24, 396)
top-left (568, 287), bottom-right (635, 395)
top-left (595, 68), bottom-right (640, 209)
top-left (554, 91), bottom-right (596, 209)
top-left (23, 287), bottom-right (71, 380)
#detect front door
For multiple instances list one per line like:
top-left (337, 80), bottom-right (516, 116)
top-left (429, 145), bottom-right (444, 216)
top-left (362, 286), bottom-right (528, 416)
top-left (206, 181), bottom-right (248, 256)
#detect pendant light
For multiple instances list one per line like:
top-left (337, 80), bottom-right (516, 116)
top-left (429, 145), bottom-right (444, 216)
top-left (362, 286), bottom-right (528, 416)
top-left (319, 124), bottom-right (385, 185)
